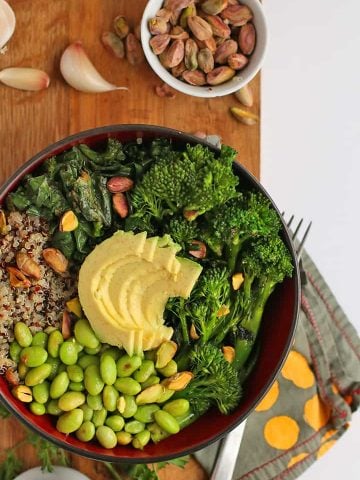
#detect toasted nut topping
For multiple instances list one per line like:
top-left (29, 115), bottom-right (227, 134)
top-left (230, 106), bottom-right (259, 125)
top-left (16, 252), bottom-right (41, 280)
top-left (190, 323), bottom-right (200, 340)
top-left (217, 304), bottom-right (230, 317)
top-left (0, 209), bottom-right (8, 235)
top-left (66, 297), bottom-right (82, 317)
top-left (113, 15), bottom-right (130, 39)
top-left (162, 371), bottom-right (194, 391)
top-left (7, 266), bottom-right (31, 288)
top-left (5, 368), bottom-right (20, 386)
top-left (156, 341), bottom-right (178, 369)
top-left (107, 176), bottom-right (134, 193)
top-left (42, 248), bottom-right (68, 274)
top-left (112, 192), bottom-right (129, 218)
top-left (222, 346), bottom-right (235, 363)
top-left (12, 385), bottom-right (33, 402)
top-left (232, 272), bottom-right (244, 290)
top-left (189, 240), bottom-right (207, 259)
top-left (183, 209), bottom-right (199, 221)
top-left (62, 310), bottom-right (72, 340)
top-left (59, 210), bottom-right (78, 232)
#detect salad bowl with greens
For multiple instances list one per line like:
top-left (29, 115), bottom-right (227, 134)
top-left (0, 125), bottom-right (300, 463)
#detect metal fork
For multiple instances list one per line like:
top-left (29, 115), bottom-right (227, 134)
top-left (209, 216), bottom-right (312, 480)
top-left (284, 215), bottom-right (312, 286)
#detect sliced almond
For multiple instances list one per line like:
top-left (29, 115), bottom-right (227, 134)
top-left (66, 297), bottom-right (82, 317)
top-left (232, 272), bottom-right (244, 290)
top-left (217, 304), bottom-right (230, 317)
top-left (189, 323), bottom-right (200, 340)
top-left (222, 346), bottom-right (235, 363)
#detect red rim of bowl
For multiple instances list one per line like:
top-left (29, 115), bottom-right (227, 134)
top-left (0, 124), bottom-right (300, 463)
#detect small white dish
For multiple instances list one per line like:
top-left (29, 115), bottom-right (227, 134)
top-left (141, 0), bottom-right (268, 98)
top-left (14, 466), bottom-right (91, 480)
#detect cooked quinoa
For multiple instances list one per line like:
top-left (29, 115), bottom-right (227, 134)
top-left (0, 211), bottom-right (77, 372)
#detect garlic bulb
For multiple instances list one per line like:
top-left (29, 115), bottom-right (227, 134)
top-left (0, 0), bottom-right (16, 51)
top-left (60, 41), bottom-right (127, 93)
top-left (0, 68), bottom-right (50, 91)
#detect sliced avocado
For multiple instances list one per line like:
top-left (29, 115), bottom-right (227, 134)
top-left (175, 257), bottom-right (203, 298)
top-left (141, 236), bottom-right (158, 262)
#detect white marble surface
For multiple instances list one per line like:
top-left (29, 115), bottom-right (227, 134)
top-left (261, 0), bottom-right (360, 478)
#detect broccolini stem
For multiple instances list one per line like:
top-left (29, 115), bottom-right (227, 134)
top-left (233, 338), bottom-right (253, 371)
top-left (227, 240), bottom-right (242, 273)
top-left (103, 462), bottom-right (124, 480)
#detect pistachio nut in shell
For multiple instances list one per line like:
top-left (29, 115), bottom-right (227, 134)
top-left (148, 17), bottom-right (169, 36)
top-left (214, 39), bottom-right (238, 64)
top-left (163, 39), bottom-right (185, 68)
top-left (230, 106), bottom-right (259, 125)
top-left (220, 4), bottom-right (253, 26)
top-left (197, 48), bottom-right (214, 73)
top-left (187, 16), bottom-right (213, 41)
top-left (234, 84), bottom-right (253, 107)
top-left (239, 23), bottom-right (256, 55)
top-left (227, 52), bottom-right (248, 70)
top-left (207, 66), bottom-right (235, 85)
top-left (201, 0), bottom-right (228, 16)
top-left (182, 69), bottom-right (207, 86)
top-left (205, 15), bottom-right (231, 38)
top-left (184, 38), bottom-right (199, 71)
top-left (150, 34), bottom-right (171, 55)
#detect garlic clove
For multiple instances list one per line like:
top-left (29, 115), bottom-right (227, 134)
top-left (0, 0), bottom-right (16, 51)
top-left (60, 41), bottom-right (127, 93)
top-left (0, 68), bottom-right (50, 91)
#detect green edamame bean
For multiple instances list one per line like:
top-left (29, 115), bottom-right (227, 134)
top-left (17, 361), bottom-right (29, 380)
top-left (32, 381), bottom-right (50, 404)
top-left (76, 421), bottom-right (95, 442)
top-left (96, 425), bottom-right (117, 449)
top-left (124, 420), bottom-right (145, 434)
top-left (46, 357), bottom-right (60, 380)
top-left (14, 322), bottom-right (32, 347)
top-left (67, 365), bottom-right (84, 383)
top-left (92, 407), bottom-right (107, 427)
top-left (69, 337), bottom-right (84, 353)
top-left (58, 391), bottom-right (85, 411)
top-left (134, 404), bottom-right (160, 423)
top-left (47, 330), bottom-right (64, 358)
top-left (31, 331), bottom-right (48, 348)
top-left (117, 395), bottom-right (137, 418)
top-left (78, 354), bottom-right (99, 369)
top-left (156, 359), bottom-right (178, 378)
top-left (56, 409), bottom-right (83, 434)
top-left (133, 360), bottom-right (155, 383)
top-left (69, 381), bottom-right (85, 392)
top-left (154, 410), bottom-right (180, 434)
top-left (102, 385), bottom-right (119, 412)
top-left (87, 394), bottom-right (103, 411)
top-left (84, 345), bottom-right (101, 355)
top-left (25, 363), bottom-right (52, 387)
top-left (163, 399), bottom-right (190, 417)
top-left (101, 347), bottom-right (121, 362)
top-left (140, 375), bottom-right (160, 389)
top-left (20, 346), bottom-right (48, 367)
top-left (105, 415), bottom-right (125, 432)
top-left (50, 371), bottom-right (69, 399)
top-left (30, 401), bottom-right (46, 416)
top-left (9, 341), bottom-right (21, 363)
top-left (74, 319), bottom-right (99, 349)
top-left (157, 387), bottom-right (175, 404)
top-left (100, 355), bottom-right (117, 386)
top-left (148, 422), bottom-right (168, 443)
top-left (59, 341), bottom-right (78, 365)
top-left (46, 399), bottom-right (63, 416)
top-left (84, 365), bottom-right (104, 396)
top-left (132, 429), bottom-right (150, 450)
top-left (80, 403), bottom-right (94, 422)
top-left (116, 431), bottom-right (132, 445)
top-left (116, 354), bottom-right (142, 377)
top-left (114, 378), bottom-right (141, 396)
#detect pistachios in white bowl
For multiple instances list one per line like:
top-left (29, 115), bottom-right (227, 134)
top-left (141, 0), bottom-right (268, 98)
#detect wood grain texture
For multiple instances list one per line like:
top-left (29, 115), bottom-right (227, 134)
top-left (0, 1), bottom-right (260, 478)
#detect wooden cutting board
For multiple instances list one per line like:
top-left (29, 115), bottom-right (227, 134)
top-left (0, 1), bottom-right (260, 478)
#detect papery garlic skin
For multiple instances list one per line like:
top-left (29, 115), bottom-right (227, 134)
top-left (0, 68), bottom-right (50, 91)
top-left (60, 41), bottom-right (127, 93)
top-left (0, 0), bottom-right (16, 50)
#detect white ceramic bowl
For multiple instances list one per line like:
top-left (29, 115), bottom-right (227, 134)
top-left (141, 0), bottom-right (268, 98)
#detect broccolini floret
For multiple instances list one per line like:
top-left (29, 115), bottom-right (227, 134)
top-left (164, 216), bottom-right (200, 250)
top-left (175, 344), bottom-right (242, 415)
